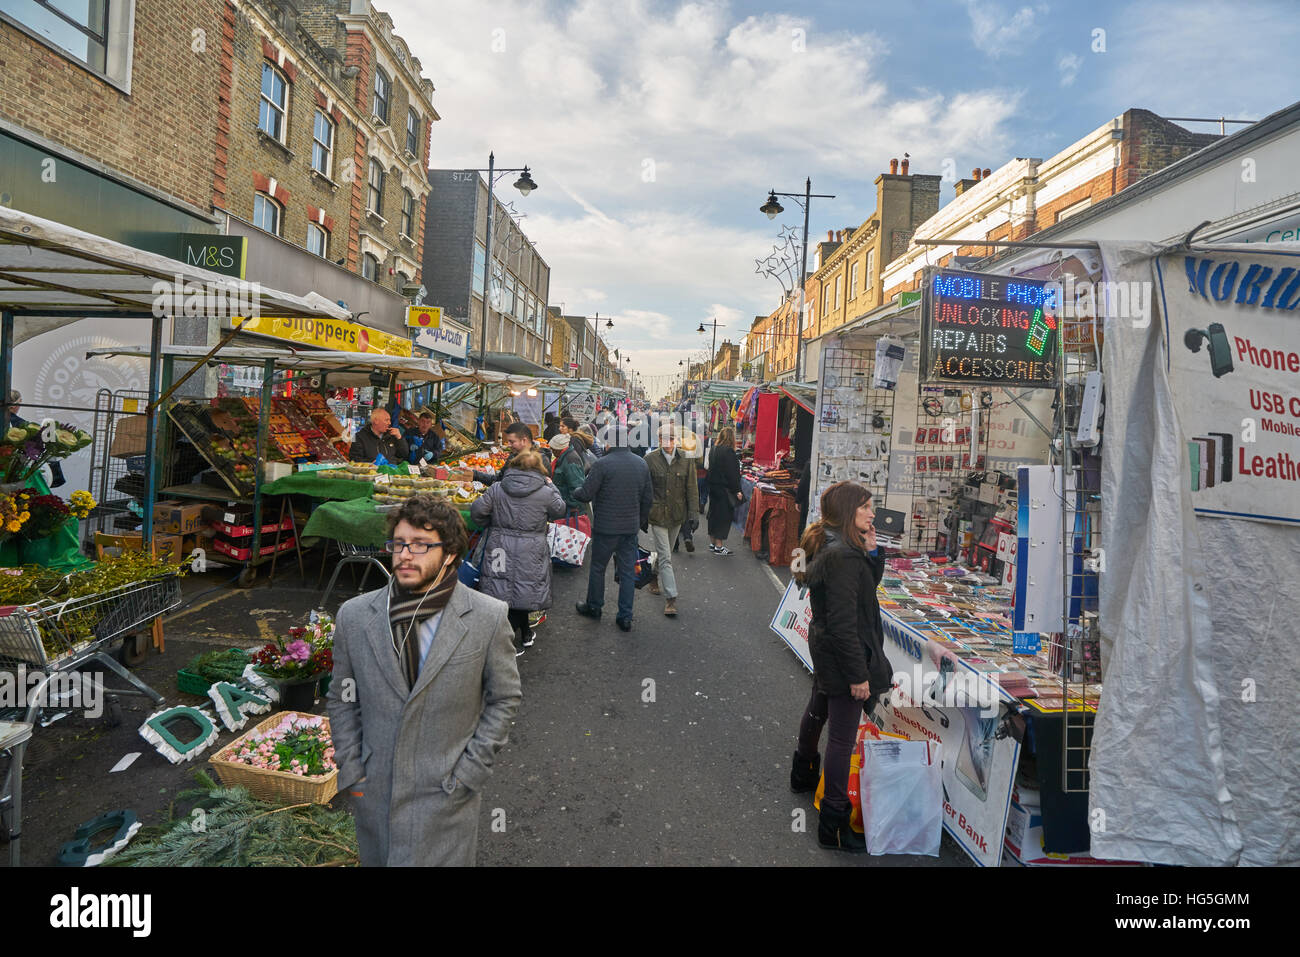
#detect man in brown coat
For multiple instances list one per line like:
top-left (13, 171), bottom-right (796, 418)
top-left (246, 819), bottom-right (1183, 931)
top-left (644, 422), bottom-right (699, 617)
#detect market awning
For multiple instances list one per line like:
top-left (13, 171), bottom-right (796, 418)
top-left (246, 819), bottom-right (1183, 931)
top-left (84, 345), bottom-right (543, 388)
top-left (480, 352), bottom-right (556, 378)
top-left (0, 205), bottom-right (348, 343)
top-left (778, 382), bottom-right (816, 414)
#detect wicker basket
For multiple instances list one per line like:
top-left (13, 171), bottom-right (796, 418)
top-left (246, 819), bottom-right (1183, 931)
top-left (209, 711), bottom-right (339, 805)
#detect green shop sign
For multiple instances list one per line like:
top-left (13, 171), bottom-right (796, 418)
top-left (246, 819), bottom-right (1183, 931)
top-left (174, 234), bottom-right (247, 278)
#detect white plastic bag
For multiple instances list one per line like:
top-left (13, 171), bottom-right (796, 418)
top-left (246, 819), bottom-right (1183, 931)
top-left (859, 739), bottom-right (942, 856)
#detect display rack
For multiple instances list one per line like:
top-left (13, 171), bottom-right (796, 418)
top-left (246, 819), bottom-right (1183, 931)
top-left (909, 387), bottom-right (992, 553)
top-left (812, 343), bottom-right (897, 511)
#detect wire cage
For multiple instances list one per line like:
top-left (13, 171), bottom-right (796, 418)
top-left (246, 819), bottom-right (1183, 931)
top-left (0, 574), bottom-right (182, 671)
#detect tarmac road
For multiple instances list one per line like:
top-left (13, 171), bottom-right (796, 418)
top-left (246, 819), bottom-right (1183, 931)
top-left (3, 533), bottom-right (970, 867)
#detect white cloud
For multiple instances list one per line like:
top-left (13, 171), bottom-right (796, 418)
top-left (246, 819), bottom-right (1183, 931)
top-left (1058, 53), bottom-right (1083, 86)
top-left (965, 1), bottom-right (1046, 56)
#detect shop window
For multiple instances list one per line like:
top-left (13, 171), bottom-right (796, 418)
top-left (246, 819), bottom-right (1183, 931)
top-left (307, 223), bottom-right (328, 258)
top-left (372, 67), bottom-right (390, 124)
top-left (401, 189), bottom-right (415, 237)
top-left (311, 110), bottom-right (334, 176)
top-left (253, 192), bottom-right (281, 236)
top-left (406, 108), bottom-right (420, 156)
top-left (259, 62), bottom-right (288, 142)
top-left (367, 159), bottom-right (385, 216)
top-left (362, 252), bottom-right (379, 282)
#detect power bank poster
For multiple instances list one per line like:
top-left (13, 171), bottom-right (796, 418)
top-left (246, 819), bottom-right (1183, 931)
top-left (875, 614), bottom-right (1019, 868)
top-left (1156, 249), bottom-right (1300, 525)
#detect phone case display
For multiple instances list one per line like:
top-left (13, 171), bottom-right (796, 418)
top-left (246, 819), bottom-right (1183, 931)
top-left (908, 387), bottom-right (990, 552)
top-left (813, 345), bottom-right (897, 510)
top-left (877, 556), bottom-right (1101, 710)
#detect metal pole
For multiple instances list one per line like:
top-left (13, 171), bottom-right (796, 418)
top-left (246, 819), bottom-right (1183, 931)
top-left (142, 314), bottom-right (164, 549)
top-left (0, 311), bottom-right (12, 435)
top-left (478, 152), bottom-right (495, 420)
top-left (796, 177), bottom-right (811, 382)
top-left (249, 357), bottom-right (275, 572)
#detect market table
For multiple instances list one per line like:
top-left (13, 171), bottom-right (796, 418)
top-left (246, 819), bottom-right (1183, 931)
top-left (261, 472), bottom-right (377, 501)
top-left (301, 496), bottom-right (480, 549)
top-left (0, 718), bottom-right (33, 866)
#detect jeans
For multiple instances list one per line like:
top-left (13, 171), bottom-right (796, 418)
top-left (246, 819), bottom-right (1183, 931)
top-left (587, 532), bottom-right (638, 621)
top-left (796, 687), bottom-right (864, 813)
top-left (698, 475), bottom-right (709, 510)
top-left (648, 524), bottom-right (681, 598)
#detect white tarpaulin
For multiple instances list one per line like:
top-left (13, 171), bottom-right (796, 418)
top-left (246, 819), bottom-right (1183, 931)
top-left (1093, 239), bottom-right (1300, 866)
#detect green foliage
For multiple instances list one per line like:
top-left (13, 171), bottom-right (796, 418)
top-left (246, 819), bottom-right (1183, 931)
top-left (107, 771), bottom-right (358, 867)
top-left (182, 648), bottom-right (251, 684)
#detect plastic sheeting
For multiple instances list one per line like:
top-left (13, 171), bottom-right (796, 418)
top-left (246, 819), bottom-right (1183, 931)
top-left (1093, 239), bottom-right (1299, 866)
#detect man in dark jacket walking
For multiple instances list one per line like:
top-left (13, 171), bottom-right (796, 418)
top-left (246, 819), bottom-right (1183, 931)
top-left (573, 435), bottom-right (652, 631)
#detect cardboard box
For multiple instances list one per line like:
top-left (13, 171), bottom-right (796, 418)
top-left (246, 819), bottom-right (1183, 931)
top-left (152, 501), bottom-right (207, 536)
top-left (109, 415), bottom-right (149, 459)
top-left (112, 533), bottom-right (184, 561)
top-left (262, 462), bottom-right (295, 483)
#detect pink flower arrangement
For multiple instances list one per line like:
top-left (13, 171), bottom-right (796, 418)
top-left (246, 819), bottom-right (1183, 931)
top-left (227, 716), bottom-right (336, 776)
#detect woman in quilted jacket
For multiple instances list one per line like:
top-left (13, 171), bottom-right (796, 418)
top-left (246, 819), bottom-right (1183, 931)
top-left (470, 450), bottom-right (566, 655)
top-left (788, 481), bottom-right (892, 852)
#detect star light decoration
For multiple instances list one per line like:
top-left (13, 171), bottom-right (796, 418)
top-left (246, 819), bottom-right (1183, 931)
top-left (754, 223), bottom-right (804, 298)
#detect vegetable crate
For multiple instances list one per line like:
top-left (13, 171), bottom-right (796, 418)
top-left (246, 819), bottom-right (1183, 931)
top-left (209, 711), bottom-right (339, 805)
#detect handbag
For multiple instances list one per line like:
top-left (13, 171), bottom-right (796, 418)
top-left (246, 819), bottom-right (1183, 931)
top-left (458, 526), bottom-right (491, 588)
top-left (548, 512), bottom-right (592, 566)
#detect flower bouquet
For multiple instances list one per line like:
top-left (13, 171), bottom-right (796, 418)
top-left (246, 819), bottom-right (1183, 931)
top-left (18, 490), bottom-right (95, 540)
top-left (209, 712), bottom-right (339, 804)
top-left (0, 420), bottom-right (93, 486)
top-left (249, 612), bottom-right (335, 710)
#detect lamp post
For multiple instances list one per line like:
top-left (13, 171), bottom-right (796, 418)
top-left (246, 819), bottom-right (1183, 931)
top-left (760, 179), bottom-right (835, 381)
top-left (474, 152), bottom-right (538, 372)
top-left (697, 318), bottom-right (725, 378)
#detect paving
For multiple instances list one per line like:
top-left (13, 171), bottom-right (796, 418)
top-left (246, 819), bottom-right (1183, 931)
top-left (3, 535), bottom-right (971, 867)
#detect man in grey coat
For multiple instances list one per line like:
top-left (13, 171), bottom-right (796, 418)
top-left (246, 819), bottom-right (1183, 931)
top-left (327, 495), bottom-right (521, 866)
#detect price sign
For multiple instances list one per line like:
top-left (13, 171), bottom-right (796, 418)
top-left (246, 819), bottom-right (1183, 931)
top-left (921, 267), bottom-right (1059, 389)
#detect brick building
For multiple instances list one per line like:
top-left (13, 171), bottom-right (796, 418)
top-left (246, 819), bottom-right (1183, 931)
top-left (422, 168), bottom-right (552, 373)
top-left (548, 306), bottom-right (575, 374)
top-left (215, 0), bottom-right (437, 307)
top-left (881, 110), bottom-right (1220, 300)
top-left (0, 0), bottom-right (223, 245)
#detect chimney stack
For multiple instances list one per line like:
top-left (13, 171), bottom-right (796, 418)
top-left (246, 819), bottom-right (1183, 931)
top-left (889, 158), bottom-right (899, 174)
top-left (827, 230), bottom-right (834, 241)
top-left (901, 154), bottom-right (910, 175)
top-left (972, 168), bottom-right (981, 181)
top-left (982, 168), bottom-right (991, 179)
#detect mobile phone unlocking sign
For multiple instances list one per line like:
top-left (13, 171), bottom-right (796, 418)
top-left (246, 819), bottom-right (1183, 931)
top-left (921, 267), bottom-right (1058, 389)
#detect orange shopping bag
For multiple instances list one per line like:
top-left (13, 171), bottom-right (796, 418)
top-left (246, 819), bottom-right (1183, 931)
top-left (812, 719), bottom-right (907, 833)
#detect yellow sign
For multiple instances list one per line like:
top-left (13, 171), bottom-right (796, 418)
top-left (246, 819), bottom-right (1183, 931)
top-left (406, 305), bottom-right (443, 329)
top-left (233, 315), bottom-right (413, 357)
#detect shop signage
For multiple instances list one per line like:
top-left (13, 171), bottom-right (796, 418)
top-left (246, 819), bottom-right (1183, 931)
top-left (406, 305), bottom-right (443, 328)
top-left (920, 267), bottom-right (1057, 389)
top-left (175, 233), bottom-right (247, 279)
top-left (1155, 248), bottom-right (1300, 525)
top-left (233, 315), bottom-right (413, 357)
top-left (414, 317), bottom-right (470, 360)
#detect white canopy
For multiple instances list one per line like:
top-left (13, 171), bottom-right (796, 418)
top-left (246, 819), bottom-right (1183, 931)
top-left (0, 206), bottom-right (349, 344)
top-left (83, 344), bottom-right (543, 388)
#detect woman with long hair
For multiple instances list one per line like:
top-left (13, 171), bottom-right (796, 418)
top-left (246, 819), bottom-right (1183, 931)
top-left (789, 481), bottom-right (893, 852)
top-left (470, 449), bottom-right (567, 656)
top-left (705, 427), bottom-right (743, 554)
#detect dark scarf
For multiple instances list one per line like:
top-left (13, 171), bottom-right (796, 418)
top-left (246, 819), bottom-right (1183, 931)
top-left (389, 570), bottom-right (458, 689)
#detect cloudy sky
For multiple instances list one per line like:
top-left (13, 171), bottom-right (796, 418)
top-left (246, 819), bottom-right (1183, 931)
top-left (383, 0), bottom-right (1296, 398)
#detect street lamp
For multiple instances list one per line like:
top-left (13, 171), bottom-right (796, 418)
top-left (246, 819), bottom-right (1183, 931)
top-left (474, 152), bottom-right (539, 373)
top-left (760, 179), bottom-right (835, 380)
top-left (698, 318), bottom-right (725, 378)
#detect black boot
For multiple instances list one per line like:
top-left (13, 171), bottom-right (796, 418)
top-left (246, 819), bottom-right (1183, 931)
top-left (790, 751), bottom-right (821, 793)
top-left (818, 804), bottom-right (866, 852)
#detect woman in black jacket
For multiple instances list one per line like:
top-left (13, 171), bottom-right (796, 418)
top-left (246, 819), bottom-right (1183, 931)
top-left (705, 427), bottom-right (743, 555)
top-left (789, 481), bottom-right (892, 852)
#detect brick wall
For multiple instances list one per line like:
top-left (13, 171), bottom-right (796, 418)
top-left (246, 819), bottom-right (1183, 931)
top-left (1118, 108), bottom-right (1220, 192)
top-left (0, 0), bottom-right (223, 210)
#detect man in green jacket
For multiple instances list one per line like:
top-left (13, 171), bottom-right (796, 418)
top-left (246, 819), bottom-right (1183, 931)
top-left (644, 422), bottom-right (699, 617)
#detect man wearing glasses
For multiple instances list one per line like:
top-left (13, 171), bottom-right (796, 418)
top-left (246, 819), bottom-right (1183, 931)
top-left (327, 495), bottom-right (521, 866)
